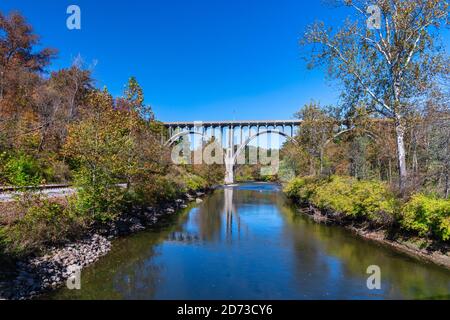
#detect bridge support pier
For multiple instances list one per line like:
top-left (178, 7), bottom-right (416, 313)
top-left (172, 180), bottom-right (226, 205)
top-left (224, 125), bottom-right (235, 184)
top-left (224, 148), bottom-right (235, 185)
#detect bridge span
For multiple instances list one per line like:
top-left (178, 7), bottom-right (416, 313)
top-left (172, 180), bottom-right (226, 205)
top-left (162, 120), bottom-right (302, 184)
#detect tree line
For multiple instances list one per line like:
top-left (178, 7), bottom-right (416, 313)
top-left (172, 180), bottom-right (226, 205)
top-left (0, 10), bottom-right (221, 191)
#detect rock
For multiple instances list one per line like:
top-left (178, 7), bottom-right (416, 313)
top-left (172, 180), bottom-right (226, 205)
top-left (166, 207), bottom-right (175, 214)
top-left (196, 198), bottom-right (203, 204)
top-left (185, 193), bottom-right (194, 201)
top-left (130, 223), bottom-right (145, 233)
top-left (0, 233), bottom-right (113, 300)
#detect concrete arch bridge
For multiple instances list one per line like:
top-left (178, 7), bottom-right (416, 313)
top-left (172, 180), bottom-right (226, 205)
top-left (162, 120), bottom-right (302, 184)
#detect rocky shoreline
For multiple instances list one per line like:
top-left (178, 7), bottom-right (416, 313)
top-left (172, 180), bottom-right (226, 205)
top-left (296, 204), bottom-right (450, 270)
top-left (0, 190), bottom-right (208, 300)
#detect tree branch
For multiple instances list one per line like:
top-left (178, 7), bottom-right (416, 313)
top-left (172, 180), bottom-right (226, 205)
top-left (324, 41), bottom-right (394, 116)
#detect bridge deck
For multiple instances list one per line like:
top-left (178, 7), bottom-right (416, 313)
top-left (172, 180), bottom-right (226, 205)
top-left (163, 120), bottom-right (303, 127)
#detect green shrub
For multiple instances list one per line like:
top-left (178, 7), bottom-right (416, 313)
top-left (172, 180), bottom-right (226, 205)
top-left (285, 176), bottom-right (396, 224)
top-left (312, 176), bottom-right (356, 215)
top-left (2, 198), bottom-right (85, 255)
top-left (401, 194), bottom-right (450, 241)
top-left (260, 174), bottom-right (277, 182)
top-left (75, 186), bottom-right (124, 223)
top-left (72, 168), bottom-right (125, 223)
top-left (0, 151), bottom-right (7, 185)
top-left (59, 164), bottom-right (124, 223)
top-left (284, 177), bottom-right (305, 198)
top-left (131, 171), bottom-right (207, 207)
top-left (3, 153), bottom-right (42, 187)
top-left (184, 174), bottom-right (207, 191)
top-left (350, 179), bottom-right (397, 223)
top-left (133, 174), bottom-right (184, 206)
top-left (286, 176), bottom-right (450, 241)
top-left (311, 177), bottom-right (396, 221)
top-left (283, 176), bottom-right (320, 202)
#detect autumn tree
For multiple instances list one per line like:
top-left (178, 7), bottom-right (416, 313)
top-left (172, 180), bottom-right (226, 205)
top-left (294, 102), bottom-right (338, 175)
top-left (114, 77), bottom-right (159, 189)
top-left (117, 76), bottom-right (154, 121)
top-left (64, 82), bottom-right (168, 218)
top-left (0, 11), bottom-right (56, 147)
top-left (63, 89), bottom-right (131, 221)
top-left (411, 95), bottom-right (450, 198)
top-left (34, 64), bottom-right (93, 151)
top-left (302, 0), bottom-right (449, 192)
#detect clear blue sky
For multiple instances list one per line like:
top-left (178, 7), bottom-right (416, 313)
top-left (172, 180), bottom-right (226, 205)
top-left (1, 1), bottom-right (448, 122)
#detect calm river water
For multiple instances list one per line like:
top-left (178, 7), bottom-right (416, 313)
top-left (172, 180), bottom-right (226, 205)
top-left (49, 183), bottom-right (450, 299)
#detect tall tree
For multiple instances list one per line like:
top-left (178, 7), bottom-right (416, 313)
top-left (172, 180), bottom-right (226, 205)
top-left (119, 76), bottom-right (154, 121)
top-left (0, 11), bottom-right (55, 98)
top-left (0, 11), bottom-right (56, 148)
top-left (34, 64), bottom-right (93, 151)
top-left (302, 0), bottom-right (448, 192)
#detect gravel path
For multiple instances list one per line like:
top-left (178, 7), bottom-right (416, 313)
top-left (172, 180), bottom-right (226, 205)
top-left (0, 187), bottom-right (75, 202)
top-left (0, 184), bottom-right (128, 202)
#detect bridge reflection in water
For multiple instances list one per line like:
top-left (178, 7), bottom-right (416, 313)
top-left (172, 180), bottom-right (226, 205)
top-left (223, 187), bottom-right (241, 241)
top-left (167, 187), bottom-right (242, 243)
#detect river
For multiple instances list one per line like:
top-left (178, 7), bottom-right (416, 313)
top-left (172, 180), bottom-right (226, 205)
top-left (48, 183), bottom-right (450, 299)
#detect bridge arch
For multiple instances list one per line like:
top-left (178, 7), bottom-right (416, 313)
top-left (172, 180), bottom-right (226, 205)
top-left (231, 129), bottom-right (299, 165)
top-left (322, 128), bottom-right (378, 150)
top-left (164, 131), bottom-right (206, 147)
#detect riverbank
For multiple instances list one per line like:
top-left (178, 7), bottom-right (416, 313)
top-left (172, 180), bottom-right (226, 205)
top-left (0, 190), bottom-right (209, 300)
top-left (294, 204), bottom-right (450, 270)
top-left (283, 176), bottom-right (450, 270)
